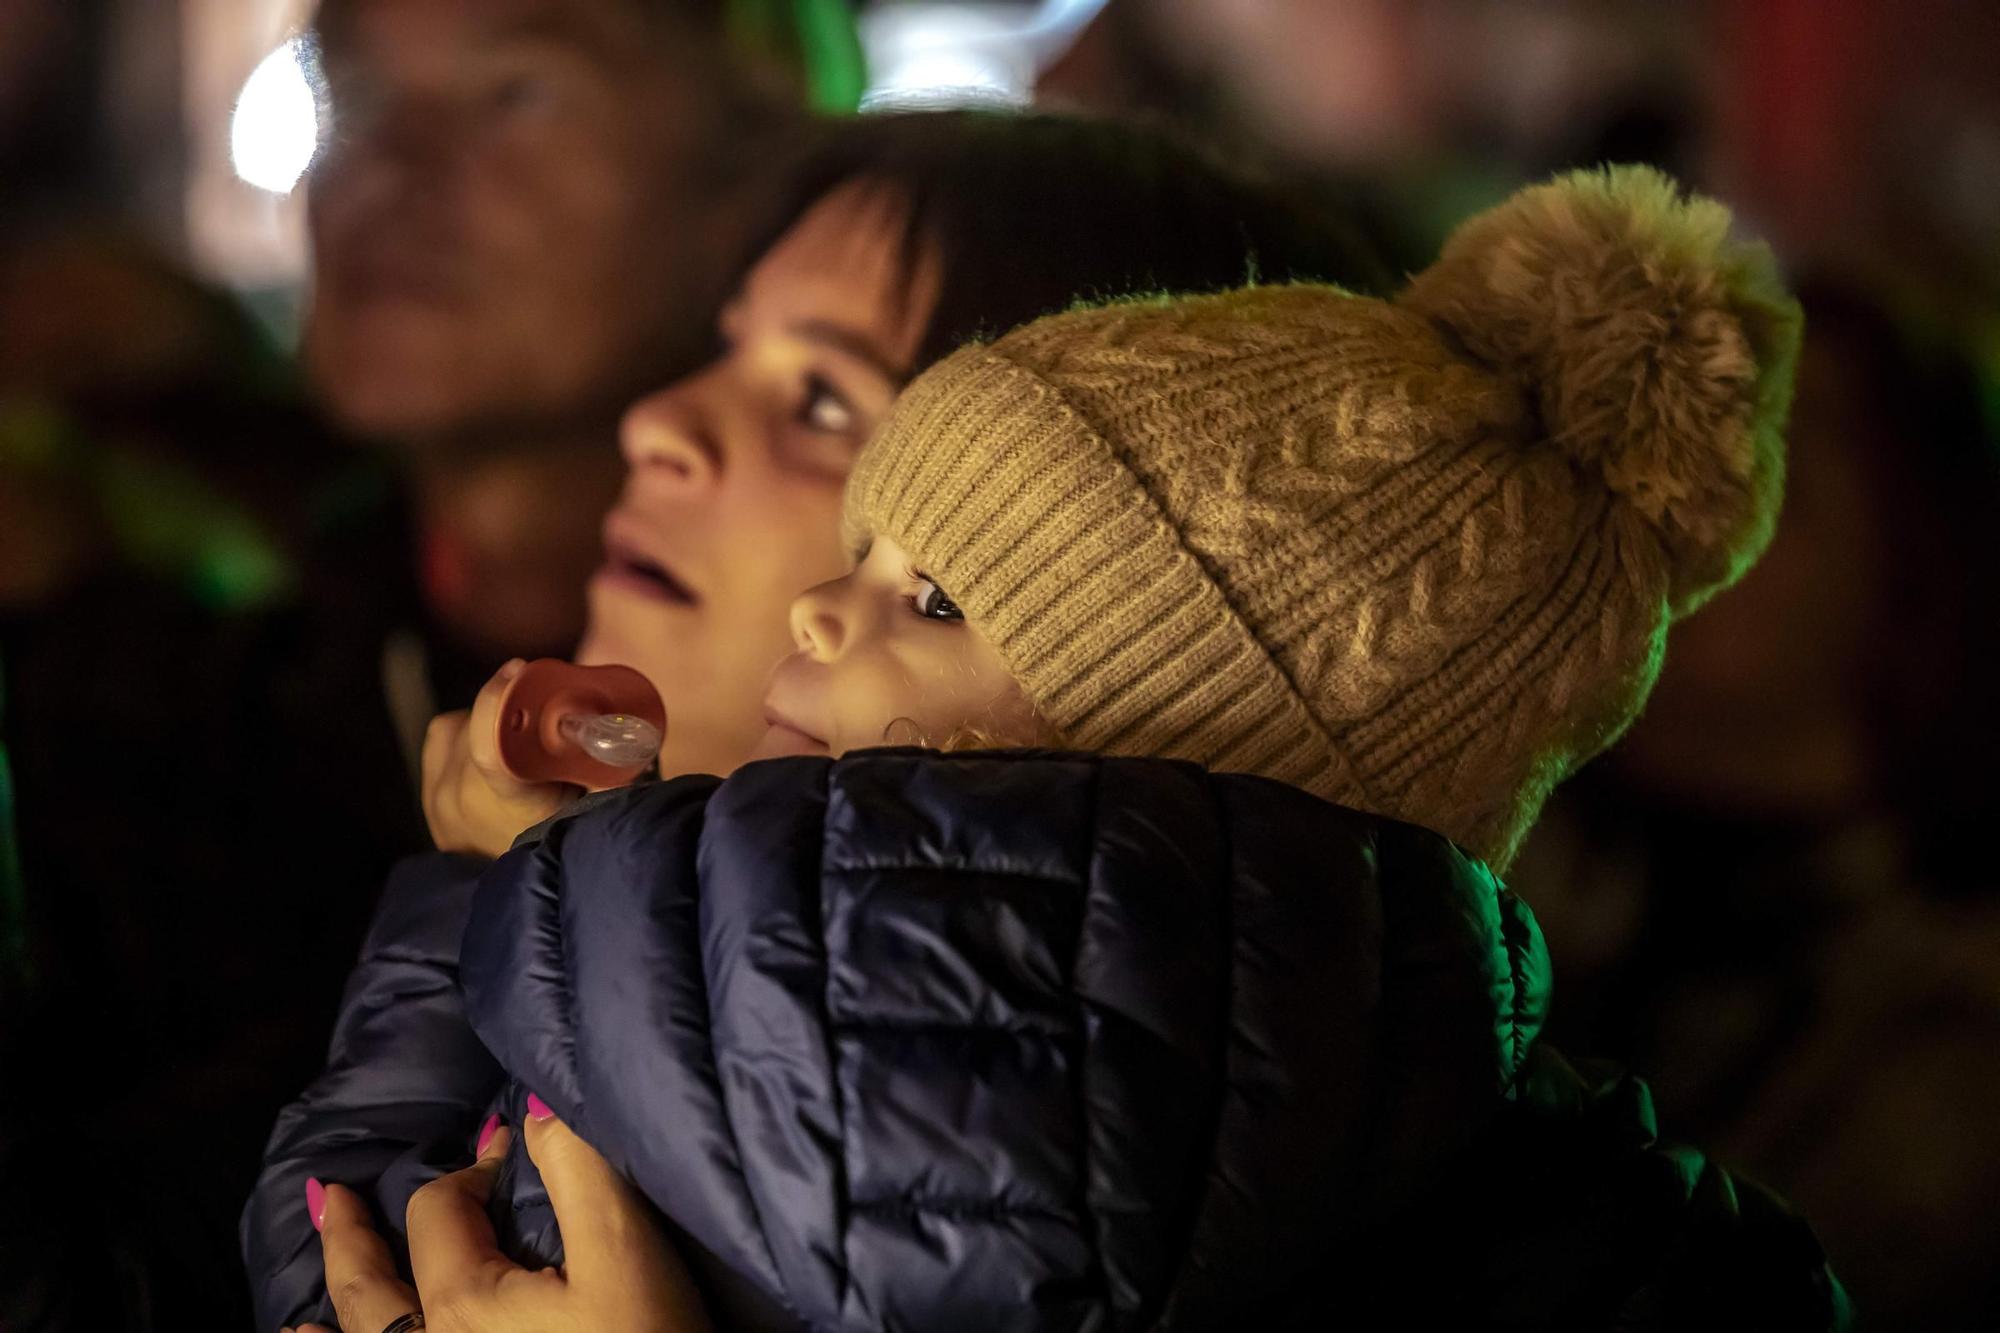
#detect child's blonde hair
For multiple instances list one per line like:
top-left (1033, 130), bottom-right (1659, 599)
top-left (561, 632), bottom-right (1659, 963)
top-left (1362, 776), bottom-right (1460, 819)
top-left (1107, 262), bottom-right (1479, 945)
top-left (882, 710), bottom-right (1065, 755)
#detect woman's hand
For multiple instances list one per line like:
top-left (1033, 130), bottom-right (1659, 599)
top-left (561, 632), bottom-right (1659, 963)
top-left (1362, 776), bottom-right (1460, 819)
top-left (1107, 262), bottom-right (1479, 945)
top-left (285, 1105), bottom-right (711, 1333)
top-left (421, 659), bottom-right (573, 858)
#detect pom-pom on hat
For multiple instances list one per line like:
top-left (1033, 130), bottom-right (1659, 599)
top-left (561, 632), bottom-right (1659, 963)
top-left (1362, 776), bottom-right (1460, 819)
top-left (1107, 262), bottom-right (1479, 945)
top-left (845, 165), bottom-right (1801, 870)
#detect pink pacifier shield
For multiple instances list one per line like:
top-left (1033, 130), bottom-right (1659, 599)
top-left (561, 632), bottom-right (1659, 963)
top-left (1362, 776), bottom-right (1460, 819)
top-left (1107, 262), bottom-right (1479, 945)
top-left (494, 659), bottom-right (666, 790)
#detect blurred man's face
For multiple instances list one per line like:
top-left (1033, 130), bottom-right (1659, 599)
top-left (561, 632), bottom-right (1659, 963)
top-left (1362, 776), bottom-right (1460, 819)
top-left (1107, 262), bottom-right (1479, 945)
top-left (306, 0), bottom-right (726, 441)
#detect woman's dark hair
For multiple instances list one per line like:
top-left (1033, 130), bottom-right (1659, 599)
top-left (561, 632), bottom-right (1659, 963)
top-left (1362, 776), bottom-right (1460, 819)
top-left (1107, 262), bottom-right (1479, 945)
top-left (752, 110), bottom-right (1393, 374)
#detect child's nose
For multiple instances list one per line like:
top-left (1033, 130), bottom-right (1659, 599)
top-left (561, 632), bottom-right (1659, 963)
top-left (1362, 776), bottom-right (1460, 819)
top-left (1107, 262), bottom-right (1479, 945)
top-left (789, 579), bottom-right (848, 662)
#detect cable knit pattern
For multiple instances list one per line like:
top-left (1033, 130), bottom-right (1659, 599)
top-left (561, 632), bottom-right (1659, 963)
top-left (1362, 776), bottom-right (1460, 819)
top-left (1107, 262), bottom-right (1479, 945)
top-left (845, 166), bottom-right (1800, 870)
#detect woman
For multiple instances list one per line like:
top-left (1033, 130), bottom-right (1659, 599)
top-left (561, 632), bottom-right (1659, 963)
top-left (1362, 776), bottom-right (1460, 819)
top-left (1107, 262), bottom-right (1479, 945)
top-left (418, 109), bottom-right (1384, 853)
top-left (246, 108), bottom-right (1384, 1331)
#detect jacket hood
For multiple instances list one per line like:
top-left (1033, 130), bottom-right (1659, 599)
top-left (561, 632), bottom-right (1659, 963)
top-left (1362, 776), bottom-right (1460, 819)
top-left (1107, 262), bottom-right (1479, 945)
top-left (460, 750), bottom-right (1549, 1330)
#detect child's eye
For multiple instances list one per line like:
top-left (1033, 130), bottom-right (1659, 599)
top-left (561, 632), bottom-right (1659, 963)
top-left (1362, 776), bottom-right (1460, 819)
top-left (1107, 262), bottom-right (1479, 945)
top-left (911, 577), bottom-right (962, 622)
top-left (799, 375), bottom-right (856, 433)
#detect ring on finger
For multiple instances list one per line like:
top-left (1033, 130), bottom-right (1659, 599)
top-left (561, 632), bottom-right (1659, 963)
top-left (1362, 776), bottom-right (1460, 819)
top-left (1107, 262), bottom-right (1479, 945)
top-left (380, 1315), bottom-right (426, 1333)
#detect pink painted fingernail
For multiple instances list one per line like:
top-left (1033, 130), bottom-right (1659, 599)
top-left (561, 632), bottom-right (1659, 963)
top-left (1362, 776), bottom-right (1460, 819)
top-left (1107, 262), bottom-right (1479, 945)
top-left (306, 1177), bottom-right (327, 1232)
top-left (525, 1092), bottom-right (555, 1121)
top-left (476, 1113), bottom-right (502, 1157)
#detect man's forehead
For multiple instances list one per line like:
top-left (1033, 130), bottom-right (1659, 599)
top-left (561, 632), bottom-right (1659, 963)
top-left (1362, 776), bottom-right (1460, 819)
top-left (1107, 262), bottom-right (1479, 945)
top-left (315, 0), bottom-right (658, 64)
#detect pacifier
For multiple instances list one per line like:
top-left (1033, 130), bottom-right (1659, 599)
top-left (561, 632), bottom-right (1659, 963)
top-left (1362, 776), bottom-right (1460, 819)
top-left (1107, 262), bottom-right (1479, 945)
top-left (493, 659), bottom-right (666, 790)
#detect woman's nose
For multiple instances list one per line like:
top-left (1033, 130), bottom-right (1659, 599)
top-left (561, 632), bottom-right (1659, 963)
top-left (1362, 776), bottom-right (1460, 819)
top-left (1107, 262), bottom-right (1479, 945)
top-left (620, 381), bottom-right (719, 491)
top-left (789, 578), bottom-right (849, 662)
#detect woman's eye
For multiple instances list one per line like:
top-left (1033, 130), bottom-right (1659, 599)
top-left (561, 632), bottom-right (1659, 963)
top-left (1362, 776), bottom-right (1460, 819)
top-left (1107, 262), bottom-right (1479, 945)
top-left (800, 376), bottom-right (856, 434)
top-left (912, 578), bottom-right (963, 622)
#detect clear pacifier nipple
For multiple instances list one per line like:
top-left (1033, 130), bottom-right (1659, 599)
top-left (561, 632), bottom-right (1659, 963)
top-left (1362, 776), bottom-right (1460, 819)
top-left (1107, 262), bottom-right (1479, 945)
top-left (557, 712), bottom-right (663, 769)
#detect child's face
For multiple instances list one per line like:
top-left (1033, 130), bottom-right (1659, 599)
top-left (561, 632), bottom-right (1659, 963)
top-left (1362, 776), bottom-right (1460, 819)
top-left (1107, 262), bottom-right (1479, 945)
top-left (752, 536), bottom-right (1043, 760)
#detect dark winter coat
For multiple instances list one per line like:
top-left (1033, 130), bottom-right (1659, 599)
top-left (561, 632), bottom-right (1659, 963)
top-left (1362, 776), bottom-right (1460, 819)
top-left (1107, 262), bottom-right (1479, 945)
top-left (245, 750), bottom-right (1848, 1331)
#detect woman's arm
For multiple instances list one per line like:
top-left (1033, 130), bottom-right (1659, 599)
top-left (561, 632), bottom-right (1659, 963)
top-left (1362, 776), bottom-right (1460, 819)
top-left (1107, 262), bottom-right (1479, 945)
top-left (240, 851), bottom-right (505, 1332)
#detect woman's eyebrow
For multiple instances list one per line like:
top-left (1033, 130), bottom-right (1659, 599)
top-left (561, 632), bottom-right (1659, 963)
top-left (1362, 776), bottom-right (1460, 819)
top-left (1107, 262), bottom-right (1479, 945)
top-left (791, 319), bottom-right (909, 385)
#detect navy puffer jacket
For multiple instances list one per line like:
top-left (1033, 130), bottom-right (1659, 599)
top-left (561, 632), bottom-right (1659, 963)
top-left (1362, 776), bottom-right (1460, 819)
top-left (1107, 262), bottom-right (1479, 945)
top-left (246, 751), bottom-right (1846, 1330)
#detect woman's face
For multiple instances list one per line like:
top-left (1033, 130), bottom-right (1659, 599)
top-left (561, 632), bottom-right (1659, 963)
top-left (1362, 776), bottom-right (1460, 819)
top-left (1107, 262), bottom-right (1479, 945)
top-left (576, 182), bottom-right (940, 778)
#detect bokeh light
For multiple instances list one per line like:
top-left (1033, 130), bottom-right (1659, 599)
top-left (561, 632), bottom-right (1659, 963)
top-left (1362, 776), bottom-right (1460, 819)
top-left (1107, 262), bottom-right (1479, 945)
top-left (861, 0), bottom-right (1108, 111)
top-left (229, 37), bottom-right (317, 195)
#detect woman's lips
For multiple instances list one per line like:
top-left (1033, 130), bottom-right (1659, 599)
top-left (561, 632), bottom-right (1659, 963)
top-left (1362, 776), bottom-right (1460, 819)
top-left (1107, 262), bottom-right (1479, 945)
top-left (595, 543), bottom-right (697, 605)
top-left (598, 508), bottom-right (699, 605)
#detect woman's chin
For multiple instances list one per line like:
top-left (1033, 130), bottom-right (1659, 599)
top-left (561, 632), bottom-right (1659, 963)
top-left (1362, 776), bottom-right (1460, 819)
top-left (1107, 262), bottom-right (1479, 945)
top-left (574, 627), bottom-right (668, 694)
top-left (572, 623), bottom-right (623, 670)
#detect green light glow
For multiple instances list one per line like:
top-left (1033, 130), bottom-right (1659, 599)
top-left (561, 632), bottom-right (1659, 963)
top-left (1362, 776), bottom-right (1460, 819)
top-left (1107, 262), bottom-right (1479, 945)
top-left (729, 0), bottom-right (867, 114)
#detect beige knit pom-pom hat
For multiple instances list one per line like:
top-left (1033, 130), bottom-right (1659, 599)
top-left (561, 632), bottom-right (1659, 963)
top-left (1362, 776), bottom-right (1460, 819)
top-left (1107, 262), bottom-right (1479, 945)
top-left (845, 165), bottom-right (1802, 870)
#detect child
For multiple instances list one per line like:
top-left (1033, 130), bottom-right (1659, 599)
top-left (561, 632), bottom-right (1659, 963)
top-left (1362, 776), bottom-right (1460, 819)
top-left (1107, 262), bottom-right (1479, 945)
top-left (266, 167), bottom-right (1844, 1330)
top-left (760, 161), bottom-right (1796, 876)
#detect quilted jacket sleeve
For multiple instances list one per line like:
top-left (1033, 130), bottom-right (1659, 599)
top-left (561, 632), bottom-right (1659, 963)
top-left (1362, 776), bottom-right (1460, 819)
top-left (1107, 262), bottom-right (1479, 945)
top-left (469, 760), bottom-right (1127, 1331)
top-left (240, 852), bottom-right (505, 1333)
top-left (462, 771), bottom-right (806, 1299)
